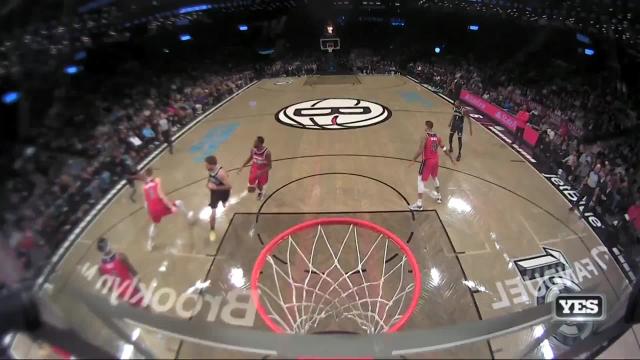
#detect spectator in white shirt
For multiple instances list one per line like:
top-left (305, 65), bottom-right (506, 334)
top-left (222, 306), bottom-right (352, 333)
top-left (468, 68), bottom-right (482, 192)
top-left (158, 114), bottom-right (173, 154)
top-left (570, 164), bottom-right (602, 213)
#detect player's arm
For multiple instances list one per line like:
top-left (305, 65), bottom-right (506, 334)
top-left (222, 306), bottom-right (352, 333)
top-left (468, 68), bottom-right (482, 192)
top-left (265, 150), bottom-right (272, 170)
top-left (237, 151), bottom-right (253, 173)
top-left (410, 137), bottom-right (425, 163)
top-left (207, 178), bottom-right (216, 190)
top-left (155, 178), bottom-right (176, 210)
top-left (120, 254), bottom-right (138, 277)
top-left (215, 170), bottom-right (232, 190)
top-left (439, 137), bottom-right (455, 163)
top-left (448, 114), bottom-right (453, 128)
top-left (464, 108), bottom-right (473, 136)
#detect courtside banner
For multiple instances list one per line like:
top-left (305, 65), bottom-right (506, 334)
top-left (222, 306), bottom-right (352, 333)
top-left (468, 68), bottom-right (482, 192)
top-left (460, 90), bottom-right (539, 146)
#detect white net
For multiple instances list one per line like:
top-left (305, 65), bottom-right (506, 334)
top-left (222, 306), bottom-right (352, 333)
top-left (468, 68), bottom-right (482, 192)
top-left (253, 220), bottom-right (419, 334)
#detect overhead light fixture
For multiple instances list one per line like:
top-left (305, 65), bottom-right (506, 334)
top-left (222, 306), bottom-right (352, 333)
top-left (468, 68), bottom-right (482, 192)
top-left (2, 91), bottom-right (20, 105)
top-left (64, 65), bottom-right (80, 74)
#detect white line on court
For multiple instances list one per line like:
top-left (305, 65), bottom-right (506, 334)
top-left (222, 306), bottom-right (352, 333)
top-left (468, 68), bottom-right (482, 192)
top-left (539, 233), bottom-right (583, 244)
top-left (519, 215), bottom-right (541, 244)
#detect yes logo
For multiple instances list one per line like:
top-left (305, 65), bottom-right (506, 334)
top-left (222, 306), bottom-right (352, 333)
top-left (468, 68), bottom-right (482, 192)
top-left (554, 294), bottom-right (605, 321)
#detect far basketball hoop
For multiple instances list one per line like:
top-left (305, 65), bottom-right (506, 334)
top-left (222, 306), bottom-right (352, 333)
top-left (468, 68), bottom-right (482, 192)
top-left (320, 38), bottom-right (341, 53)
top-left (326, 43), bottom-right (334, 53)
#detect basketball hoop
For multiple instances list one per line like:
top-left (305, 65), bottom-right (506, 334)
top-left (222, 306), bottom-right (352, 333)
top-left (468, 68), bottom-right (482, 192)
top-left (250, 217), bottom-right (421, 335)
top-left (326, 43), bottom-right (335, 53)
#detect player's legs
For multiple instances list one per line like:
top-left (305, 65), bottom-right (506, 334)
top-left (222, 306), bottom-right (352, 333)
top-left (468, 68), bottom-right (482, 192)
top-left (409, 175), bottom-right (427, 210)
top-left (174, 200), bottom-right (195, 222)
top-left (410, 161), bottom-right (426, 210)
top-left (162, 130), bottom-right (173, 154)
top-left (248, 165), bottom-right (258, 193)
top-left (209, 206), bottom-right (218, 242)
top-left (208, 190), bottom-right (230, 241)
top-left (148, 221), bottom-right (158, 251)
top-left (432, 176), bottom-right (442, 203)
top-left (448, 131), bottom-right (455, 153)
top-left (126, 177), bottom-right (136, 203)
top-left (410, 160), bottom-right (442, 210)
top-left (147, 205), bottom-right (165, 251)
top-left (148, 200), bottom-right (188, 251)
top-left (256, 170), bottom-right (269, 201)
top-left (209, 192), bottom-right (220, 241)
top-left (430, 160), bottom-right (442, 202)
top-left (456, 128), bottom-right (463, 161)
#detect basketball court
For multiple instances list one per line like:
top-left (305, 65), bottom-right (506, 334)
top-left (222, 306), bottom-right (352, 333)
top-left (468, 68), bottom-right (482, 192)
top-left (31, 75), bottom-right (634, 358)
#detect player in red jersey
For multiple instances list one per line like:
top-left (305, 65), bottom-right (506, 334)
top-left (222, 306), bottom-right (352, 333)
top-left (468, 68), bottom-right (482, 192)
top-left (237, 136), bottom-right (272, 201)
top-left (409, 120), bottom-right (454, 210)
top-left (142, 168), bottom-right (194, 251)
top-left (97, 237), bottom-right (144, 307)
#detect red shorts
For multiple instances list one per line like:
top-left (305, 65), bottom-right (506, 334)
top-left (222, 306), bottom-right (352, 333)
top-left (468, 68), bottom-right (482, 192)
top-left (113, 279), bottom-right (144, 307)
top-left (123, 286), bottom-right (144, 307)
top-left (249, 165), bottom-right (269, 188)
top-left (419, 159), bottom-right (439, 181)
top-left (147, 201), bottom-right (174, 224)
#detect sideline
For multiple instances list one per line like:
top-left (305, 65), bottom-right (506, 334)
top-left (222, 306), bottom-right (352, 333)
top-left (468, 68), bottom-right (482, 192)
top-left (33, 80), bottom-right (259, 291)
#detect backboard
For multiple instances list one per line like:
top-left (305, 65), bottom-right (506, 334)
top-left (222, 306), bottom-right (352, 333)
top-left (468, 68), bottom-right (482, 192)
top-left (320, 38), bottom-right (341, 52)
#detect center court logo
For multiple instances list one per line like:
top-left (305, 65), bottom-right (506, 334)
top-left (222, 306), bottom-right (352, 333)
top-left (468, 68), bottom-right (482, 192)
top-left (275, 98), bottom-right (392, 130)
top-left (274, 79), bottom-right (293, 85)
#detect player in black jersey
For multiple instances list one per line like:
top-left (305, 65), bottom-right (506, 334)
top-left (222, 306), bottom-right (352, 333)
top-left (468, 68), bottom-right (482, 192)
top-left (448, 100), bottom-right (473, 161)
top-left (205, 155), bottom-right (232, 242)
top-left (449, 76), bottom-right (464, 101)
top-left (118, 155), bottom-right (142, 203)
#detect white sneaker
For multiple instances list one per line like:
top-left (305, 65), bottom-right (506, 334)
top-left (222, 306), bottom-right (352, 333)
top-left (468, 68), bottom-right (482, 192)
top-left (436, 197), bottom-right (442, 204)
top-left (409, 202), bottom-right (423, 211)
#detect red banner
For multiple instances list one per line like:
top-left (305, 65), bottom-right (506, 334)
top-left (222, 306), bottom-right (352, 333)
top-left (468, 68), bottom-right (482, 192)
top-left (460, 90), bottom-right (539, 147)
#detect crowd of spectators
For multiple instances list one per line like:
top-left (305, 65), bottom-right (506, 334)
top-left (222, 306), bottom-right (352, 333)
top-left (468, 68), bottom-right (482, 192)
top-left (258, 56), bottom-right (320, 77)
top-left (350, 55), bottom-right (399, 75)
top-left (1, 64), bottom-right (255, 286)
top-left (407, 58), bottom-right (640, 250)
top-left (3, 53), bottom-right (640, 288)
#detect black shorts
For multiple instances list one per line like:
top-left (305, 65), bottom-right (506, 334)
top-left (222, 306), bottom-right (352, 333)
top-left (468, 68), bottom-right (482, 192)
top-left (450, 122), bottom-right (463, 137)
top-left (210, 189), bottom-right (230, 208)
top-left (125, 172), bottom-right (137, 187)
top-left (451, 88), bottom-right (462, 101)
top-left (161, 130), bottom-right (172, 144)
